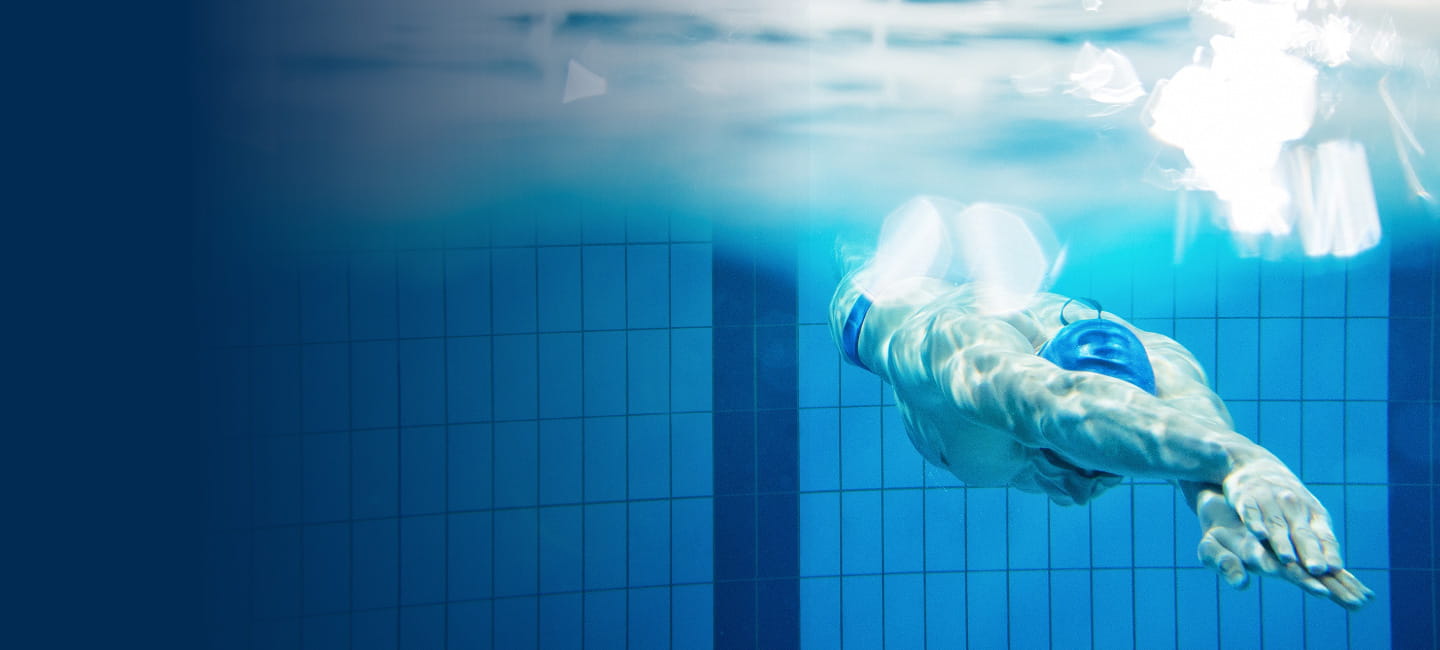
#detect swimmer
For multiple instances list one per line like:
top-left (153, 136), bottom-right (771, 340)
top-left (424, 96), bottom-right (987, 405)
top-left (831, 199), bottom-right (1374, 609)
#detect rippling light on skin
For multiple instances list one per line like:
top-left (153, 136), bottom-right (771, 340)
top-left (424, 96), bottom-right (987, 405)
top-left (1144, 0), bottom-right (1388, 257)
top-left (1067, 43), bottom-right (1146, 107)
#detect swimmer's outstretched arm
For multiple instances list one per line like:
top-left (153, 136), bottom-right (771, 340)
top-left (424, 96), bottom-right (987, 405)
top-left (898, 313), bottom-right (1350, 582)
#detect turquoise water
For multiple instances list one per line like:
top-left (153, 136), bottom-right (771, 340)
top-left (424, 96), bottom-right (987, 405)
top-left (200, 1), bottom-right (1440, 648)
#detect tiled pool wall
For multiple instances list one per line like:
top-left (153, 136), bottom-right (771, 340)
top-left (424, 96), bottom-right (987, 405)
top-left (205, 207), bottom-right (1434, 648)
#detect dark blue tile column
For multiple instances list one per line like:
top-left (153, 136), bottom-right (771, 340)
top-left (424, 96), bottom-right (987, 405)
top-left (1389, 216), bottom-right (1438, 650)
top-left (713, 226), bottom-right (800, 649)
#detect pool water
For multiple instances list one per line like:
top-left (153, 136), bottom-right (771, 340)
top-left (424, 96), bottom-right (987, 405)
top-left (199, 1), bottom-right (1440, 648)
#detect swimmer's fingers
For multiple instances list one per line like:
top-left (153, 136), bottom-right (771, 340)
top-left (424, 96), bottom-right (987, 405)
top-left (1211, 526), bottom-right (1280, 576)
top-left (1279, 562), bottom-right (1333, 600)
top-left (1310, 515), bottom-right (1345, 572)
top-left (1317, 571), bottom-right (1371, 610)
top-left (1278, 491), bottom-right (1331, 576)
top-left (1198, 532), bottom-right (1249, 589)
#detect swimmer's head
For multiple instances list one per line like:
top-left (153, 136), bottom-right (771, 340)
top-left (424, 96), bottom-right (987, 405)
top-left (1039, 317), bottom-right (1157, 395)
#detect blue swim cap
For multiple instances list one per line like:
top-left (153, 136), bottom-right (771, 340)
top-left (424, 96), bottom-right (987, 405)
top-left (1038, 318), bottom-right (1157, 395)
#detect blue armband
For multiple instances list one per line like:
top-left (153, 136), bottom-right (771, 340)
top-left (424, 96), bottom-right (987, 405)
top-left (841, 294), bottom-right (873, 371)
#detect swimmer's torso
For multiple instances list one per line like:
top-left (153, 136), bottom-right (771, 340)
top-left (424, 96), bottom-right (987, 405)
top-left (849, 277), bottom-right (1124, 505)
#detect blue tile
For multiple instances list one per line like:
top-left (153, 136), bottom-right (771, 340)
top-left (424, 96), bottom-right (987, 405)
top-left (839, 361), bottom-right (883, 407)
top-left (1345, 485), bottom-right (1389, 569)
top-left (1303, 259), bottom-right (1347, 317)
top-left (214, 349), bottom-right (251, 438)
top-left (1345, 318), bottom-right (1388, 399)
top-left (800, 577), bottom-right (841, 649)
top-left (300, 256), bottom-right (348, 342)
top-left (400, 426), bottom-right (445, 515)
top-left (713, 245), bottom-right (755, 328)
top-left (494, 421), bottom-right (538, 508)
top-left (839, 575), bottom-right (882, 648)
top-left (583, 416), bottom-right (626, 502)
top-left (629, 500), bottom-right (671, 587)
top-left (671, 243), bottom-right (712, 327)
top-left (400, 515), bottom-right (445, 605)
top-left (670, 211), bottom-right (712, 242)
top-left (351, 341), bottom-right (398, 429)
top-left (252, 526), bottom-right (301, 619)
top-left (1133, 483), bottom-right (1175, 567)
top-left (925, 572), bottom-right (967, 648)
top-left (630, 587), bottom-right (672, 650)
top-left (627, 415), bottom-right (668, 500)
top-left (924, 488), bottom-right (966, 572)
top-left (757, 493), bottom-right (798, 579)
top-left (1345, 402), bottom-right (1387, 484)
top-left (880, 574), bottom-right (923, 650)
top-left (445, 336), bottom-right (491, 423)
top-left (882, 407), bottom-right (924, 489)
top-left (491, 212), bottom-right (536, 246)
top-left (447, 423), bottom-right (492, 511)
top-left (539, 419), bottom-right (581, 505)
top-left (1301, 319), bottom-right (1345, 399)
top-left (757, 410), bottom-right (798, 493)
top-left (1346, 253), bottom-right (1390, 316)
top-left (840, 407), bottom-right (881, 490)
top-left (1005, 570), bottom-right (1048, 648)
top-left (1003, 487), bottom-right (1046, 570)
top-left (584, 502), bottom-right (627, 590)
top-left (582, 246), bottom-right (626, 330)
top-left (1346, 570), bottom-right (1390, 648)
top-left (537, 332), bottom-right (581, 419)
top-left (351, 252), bottom-right (397, 340)
top-left (1389, 570), bottom-right (1435, 649)
top-left (584, 590), bottom-right (626, 649)
top-left (1092, 570), bottom-right (1134, 650)
top-left (254, 435), bottom-right (302, 526)
top-left (1051, 570), bottom-right (1092, 650)
top-left (302, 344), bottom-right (348, 433)
top-left (492, 335), bottom-right (538, 421)
top-left (493, 598), bottom-right (538, 650)
top-left (1303, 587), bottom-right (1348, 650)
top-left (300, 524), bottom-right (348, 616)
top-left (399, 339), bottom-right (444, 426)
top-left (1258, 318), bottom-right (1301, 399)
top-left (1260, 260), bottom-right (1303, 317)
top-left (538, 594), bottom-right (580, 650)
top-left (672, 498), bottom-right (713, 583)
top-left (582, 331), bottom-right (627, 416)
top-left (841, 490), bottom-right (881, 575)
top-left (795, 239), bottom-right (833, 327)
top-left (253, 618), bottom-right (299, 650)
top-left (1301, 401), bottom-right (1344, 484)
top-left (670, 328), bottom-right (712, 412)
top-left (1215, 318), bottom-right (1259, 400)
top-left (713, 411), bottom-right (754, 496)
top-left (253, 346), bottom-right (301, 436)
top-left (400, 606), bottom-right (444, 650)
top-left (799, 492), bottom-right (839, 577)
top-left (1217, 257), bottom-right (1260, 317)
top-left (583, 207), bottom-right (627, 244)
top-left (352, 433), bottom-right (398, 519)
top-left (798, 408), bottom-right (839, 492)
top-left (673, 584), bottom-right (714, 649)
top-left (715, 494), bottom-right (757, 581)
top-left (671, 412), bottom-right (713, 498)
top-left (537, 247), bottom-right (580, 332)
top-left (1259, 578), bottom-right (1304, 649)
top-left (252, 258), bottom-right (300, 346)
top-left (494, 508), bottom-right (539, 597)
top-left (447, 601), bottom-right (493, 650)
top-left (397, 251), bottom-right (444, 339)
top-left (1050, 499), bottom-right (1091, 569)
top-left (1175, 568), bottom-right (1217, 650)
top-left (538, 506), bottom-right (582, 593)
top-left (351, 609), bottom-right (398, 650)
top-left (1092, 486), bottom-right (1132, 568)
top-left (1133, 259), bottom-right (1175, 319)
top-left (628, 330), bottom-right (669, 414)
top-left (1134, 569), bottom-right (1176, 650)
top-left (798, 324), bottom-right (839, 408)
top-left (966, 571), bottom-right (1008, 649)
top-left (712, 326), bottom-right (754, 412)
top-left (445, 249), bottom-right (491, 337)
top-left (757, 326), bottom-right (797, 410)
top-left (447, 511), bottom-right (492, 601)
top-left (393, 215), bottom-right (445, 249)
top-left (302, 432), bottom-right (348, 523)
top-left (1389, 318), bottom-right (1432, 401)
top-left (353, 519), bottom-right (398, 610)
top-left (1216, 572), bottom-right (1260, 650)
top-left (1258, 401), bottom-right (1302, 473)
top-left (626, 245), bottom-right (669, 329)
top-left (303, 614), bottom-right (349, 650)
top-left (491, 248), bottom-right (537, 334)
top-left (881, 489), bottom-right (923, 574)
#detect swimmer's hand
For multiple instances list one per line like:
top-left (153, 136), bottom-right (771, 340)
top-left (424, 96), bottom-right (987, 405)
top-left (1221, 457), bottom-right (1344, 575)
top-left (1195, 487), bottom-right (1373, 610)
